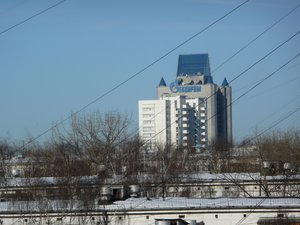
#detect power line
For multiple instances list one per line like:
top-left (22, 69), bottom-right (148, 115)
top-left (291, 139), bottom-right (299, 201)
top-left (257, 107), bottom-right (300, 139)
top-left (22, 0), bottom-right (250, 148)
top-left (0, 0), bottom-right (67, 36)
top-left (229, 30), bottom-right (300, 84)
top-left (212, 3), bottom-right (300, 74)
top-left (240, 106), bottom-right (300, 147)
top-left (238, 93), bottom-right (300, 138)
top-left (224, 52), bottom-right (300, 115)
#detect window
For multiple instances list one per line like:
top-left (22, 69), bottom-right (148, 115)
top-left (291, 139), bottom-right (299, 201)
top-left (143, 120), bottom-right (154, 125)
top-left (179, 215), bottom-right (185, 218)
top-left (143, 127), bottom-right (154, 132)
top-left (143, 114), bottom-right (153, 118)
top-left (215, 215), bottom-right (218, 219)
top-left (143, 107), bottom-right (153, 111)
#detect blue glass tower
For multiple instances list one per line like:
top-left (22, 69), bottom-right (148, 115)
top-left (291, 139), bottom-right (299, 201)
top-left (177, 54), bottom-right (213, 84)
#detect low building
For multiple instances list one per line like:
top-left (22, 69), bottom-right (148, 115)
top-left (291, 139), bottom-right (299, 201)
top-left (0, 197), bottom-right (299, 225)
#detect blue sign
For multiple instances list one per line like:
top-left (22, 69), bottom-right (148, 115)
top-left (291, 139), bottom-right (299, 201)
top-left (170, 81), bottom-right (201, 93)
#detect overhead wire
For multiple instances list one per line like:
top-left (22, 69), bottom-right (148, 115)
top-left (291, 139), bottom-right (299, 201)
top-left (229, 30), bottom-right (300, 84)
top-left (239, 106), bottom-right (300, 147)
top-left (238, 94), bottom-right (300, 139)
top-left (0, 0), bottom-right (67, 36)
top-left (207, 52), bottom-right (300, 121)
top-left (211, 3), bottom-right (300, 74)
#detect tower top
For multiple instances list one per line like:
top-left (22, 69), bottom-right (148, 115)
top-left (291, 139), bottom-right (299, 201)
top-left (158, 77), bottom-right (167, 87)
top-left (177, 53), bottom-right (211, 77)
top-left (222, 77), bottom-right (229, 87)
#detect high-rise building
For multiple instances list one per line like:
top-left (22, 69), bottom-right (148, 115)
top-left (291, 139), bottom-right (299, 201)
top-left (139, 54), bottom-right (232, 151)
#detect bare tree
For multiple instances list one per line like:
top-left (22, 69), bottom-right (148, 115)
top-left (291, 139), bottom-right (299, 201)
top-left (0, 140), bottom-right (10, 181)
top-left (52, 111), bottom-right (132, 178)
top-left (147, 144), bottom-right (192, 199)
top-left (209, 138), bottom-right (232, 173)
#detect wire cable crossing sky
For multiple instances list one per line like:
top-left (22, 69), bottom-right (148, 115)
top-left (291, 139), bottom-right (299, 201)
top-left (0, 0), bottom-right (67, 36)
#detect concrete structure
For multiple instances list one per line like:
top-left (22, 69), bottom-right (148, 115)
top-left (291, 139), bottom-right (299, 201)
top-left (139, 54), bottom-right (232, 150)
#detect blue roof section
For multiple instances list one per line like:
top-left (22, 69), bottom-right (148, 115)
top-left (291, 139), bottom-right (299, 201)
top-left (177, 54), bottom-right (211, 77)
top-left (158, 77), bottom-right (167, 87)
top-left (222, 78), bottom-right (229, 87)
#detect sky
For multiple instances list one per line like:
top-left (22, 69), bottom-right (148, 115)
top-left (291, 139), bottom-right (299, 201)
top-left (0, 0), bottom-right (299, 145)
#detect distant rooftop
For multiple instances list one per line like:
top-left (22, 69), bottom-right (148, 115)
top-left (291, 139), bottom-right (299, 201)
top-left (0, 197), bottom-right (299, 213)
top-left (111, 197), bottom-right (300, 211)
top-left (177, 54), bottom-right (211, 77)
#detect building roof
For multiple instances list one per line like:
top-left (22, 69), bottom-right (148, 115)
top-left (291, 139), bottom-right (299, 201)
top-left (109, 197), bottom-right (300, 211)
top-left (158, 77), bottom-right (167, 87)
top-left (0, 197), bottom-right (299, 213)
top-left (222, 77), bottom-right (229, 87)
top-left (177, 54), bottom-right (212, 77)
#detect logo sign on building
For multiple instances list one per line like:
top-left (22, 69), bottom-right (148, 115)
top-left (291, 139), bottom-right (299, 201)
top-left (170, 81), bottom-right (201, 93)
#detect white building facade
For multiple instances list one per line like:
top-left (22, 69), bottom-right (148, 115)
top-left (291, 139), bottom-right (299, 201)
top-left (139, 54), bottom-right (232, 150)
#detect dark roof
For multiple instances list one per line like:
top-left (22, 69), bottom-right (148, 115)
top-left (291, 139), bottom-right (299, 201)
top-left (158, 77), bottom-right (167, 87)
top-left (177, 54), bottom-right (211, 77)
top-left (222, 77), bottom-right (229, 87)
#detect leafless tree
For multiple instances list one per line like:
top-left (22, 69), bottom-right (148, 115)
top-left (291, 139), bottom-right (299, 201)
top-left (51, 111), bottom-right (132, 178)
top-left (0, 140), bottom-right (10, 181)
top-left (209, 138), bottom-right (232, 173)
top-left (146, 144), bottom-right (193, 199)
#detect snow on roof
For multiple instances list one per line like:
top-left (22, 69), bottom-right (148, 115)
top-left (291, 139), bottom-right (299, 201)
top-left (110, 197), bottom-right (300, 211)
top-left (0, 197), bottom-right (299, 213)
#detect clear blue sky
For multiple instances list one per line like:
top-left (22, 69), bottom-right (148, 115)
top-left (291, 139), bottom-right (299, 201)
top-left (0, 0), bottom-right (299, 144)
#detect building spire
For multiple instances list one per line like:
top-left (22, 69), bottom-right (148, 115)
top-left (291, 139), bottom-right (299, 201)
top-left (222, 77), bottom-right (229, 87)
top-left (158, 77), bottom-right (167, 87)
